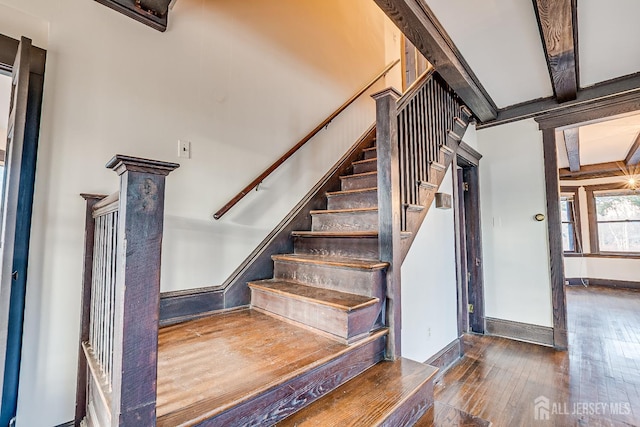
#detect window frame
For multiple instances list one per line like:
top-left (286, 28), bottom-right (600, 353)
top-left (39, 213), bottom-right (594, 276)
top-left (586, 182), bottom-right (640, 255)
top-left (560, 186), bottom-right (581, 253)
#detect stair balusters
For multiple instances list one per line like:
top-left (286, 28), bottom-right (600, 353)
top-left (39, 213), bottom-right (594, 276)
top-left (76, 156), bottom-right (179, 427)
top-left (374, 71), bottom-right (469, 360)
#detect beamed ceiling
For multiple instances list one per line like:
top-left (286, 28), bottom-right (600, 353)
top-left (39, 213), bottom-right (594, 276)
top-left (374, 0), bottom-right (640, 175)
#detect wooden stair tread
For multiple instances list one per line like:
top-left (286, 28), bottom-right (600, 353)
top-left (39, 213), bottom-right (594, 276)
top-left (340, 171), bottom-right (377, 179)
top-left (249, 279), bottom-right (379, 311)
top-left (405, 203), bottom-right (425, 212)
top-left (277, 358), bottom-right (438, 426)
top-left (352, 157), bottom-right (377, 165)
top-left (326, 187), bottom-right (377, 196)
top-left (310, 207), bottom-right (378, 215)
top-left (293, 230), bottom-right (412, 239)
top-left (156, 309), bottom-right (386, 426)
top-left (363, 147), bottom-right (377, 152)
top-left (272, 253), bottom-right (388, 270)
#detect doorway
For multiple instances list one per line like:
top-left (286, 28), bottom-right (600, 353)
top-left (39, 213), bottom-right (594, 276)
top-left (453, 144), bottom-right (485, 336)
top-left (0, 35), bottom-right (46, 426)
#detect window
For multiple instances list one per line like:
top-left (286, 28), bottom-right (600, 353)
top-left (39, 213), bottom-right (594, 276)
top-left (593, 190), bottom-right (640, 253)
top-left (560, 187), bottom-right (581, 253)
top-left (560, 196), bottom-right (577, 252)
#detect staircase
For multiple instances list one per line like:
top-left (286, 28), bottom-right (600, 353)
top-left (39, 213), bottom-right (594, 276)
top-left (76, 70), bottom-right (472, 427)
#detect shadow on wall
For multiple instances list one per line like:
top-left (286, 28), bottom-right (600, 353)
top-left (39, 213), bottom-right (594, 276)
top-left (200, 0), bottom-right (384, 89)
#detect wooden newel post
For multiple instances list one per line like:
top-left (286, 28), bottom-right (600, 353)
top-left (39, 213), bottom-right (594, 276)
top-left (372, 88), bottom-right (402, 360)
top-left (106, 155), bottom-right (179, 426)
top-left (75, 193), bottom-right (107, 426)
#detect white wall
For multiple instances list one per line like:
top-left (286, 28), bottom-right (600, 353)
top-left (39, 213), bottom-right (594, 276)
top-left (401, 169), bottom-right (458, 362)
top-left (477, 119), bottom-right (553, 327)
top-left (0, 1), bottom-right (401, 425)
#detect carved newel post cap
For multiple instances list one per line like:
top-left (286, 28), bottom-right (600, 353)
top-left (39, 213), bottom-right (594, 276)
top-left (371, 87), bottom-right (402, 101)
top-left (106, 154), bottom-right (180, 176)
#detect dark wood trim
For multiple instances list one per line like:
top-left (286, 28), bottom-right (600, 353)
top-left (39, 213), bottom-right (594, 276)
top-left (0, 37), bottom-right (46, 426)
top-left (0, 34), bottom-right (46, 77)
top-left (93, 0), bottom-right (169, 32)
top-left (485, 317), bottom-right (554, 346)
top-left (560, 186), bottom-right (582, 253)
top-left (532, 0), bottom-right (578, 103)
top-left (477, 72), bottom-right (640, 129)
top-left (559, 161), bottom-right (628, 180)
top-left (585, 185), bottom-right (599, 253)
top-left (542, 129), bottom-right (568, 350)
top-left (462, 166), bottom-right (484, 334)
top-left (372, 0), bottom-right (497, 122)
top-left (424, 338), bottom-right (462, 379)
top-left (106, 156), bottom-right (178, 425)
top-left (564, 252), bottom-right (640, 259)
top-left (453, 166), bottom-right (469, 337)
top-left (75, 194), bottom-right (106, 426)
top-left (583, 182), bottom-right (639, 255)
top-left (565, 278), bottom-right (640, 291)
top-left (625, 132), bottom-right (640, 166)
top-left (213, 60), bottom-right (400, 220)
top-left (159, 286), bottom-right (224, 326)
top-left (374, 87), bottom-right (403, 359)
top-left (54, 421), bottom-right (74, 427)
top-left (562, 128), bottom-right (580, 172)
top-left (456, 141), bottom-right (482, 167)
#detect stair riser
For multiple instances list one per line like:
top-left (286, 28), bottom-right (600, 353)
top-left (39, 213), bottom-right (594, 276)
top-left (201, 334), bottom-right (386, 426)
top-left (293, 236), bottom-right (379, 260)
top-left (273, 260), bottom-right (385, 299)
top-left (428, 165), bottom-right (445, 184)
top-left (251, 289), bottom-right (381, 342)
top-left (363, 149), bottom-right (377, 160)
top-left (380, 380), bottom-right (434, 427)
top-left (327, 190), bottom-right (377, 210)
top-left (311, 211), bottom-right (378, 232)
top-left (353, 160), bottom-right (377, 174)
top-left (341, 173), bottom-right (377, 191)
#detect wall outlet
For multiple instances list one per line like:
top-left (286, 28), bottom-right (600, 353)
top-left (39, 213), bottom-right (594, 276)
top-left (178, 140), bottom-right (191, 159)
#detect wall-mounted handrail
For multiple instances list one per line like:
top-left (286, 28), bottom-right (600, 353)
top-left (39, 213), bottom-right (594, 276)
top-left (213, 59), bottom-right (401, 220)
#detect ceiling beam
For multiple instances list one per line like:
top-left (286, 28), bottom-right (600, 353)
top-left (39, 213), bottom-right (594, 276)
top-left (625, 132), bottom-right (640, 165)
top-left (559, 161), bottom-right (629, 180)
top-left (373, 0), bottom-right (498, 122)
top-left (477, 72), bottom-right (640, 129)
top-left (532, 0), bottom-right (578, 103)
top-left (563, 128), bottom-right (580, 172)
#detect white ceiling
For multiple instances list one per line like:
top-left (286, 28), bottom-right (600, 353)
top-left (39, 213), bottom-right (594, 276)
top-left (425, 0), bottom-right (553, 108)
top-left (578, 0), bottom-right (640, 87)
top-left (425, 0), bottom-right (640, 108)
top-left (556, 112), bottom-right (640, 168)
top-left (0, 74), bottom-right (10, 147)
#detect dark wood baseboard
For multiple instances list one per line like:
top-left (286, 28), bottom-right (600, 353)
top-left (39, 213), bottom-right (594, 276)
top-left (54, 421), bottom-right (74, 427)
top-left (566, 277), bottom-right (640, 290)
top-left (485, 317), bottom-right (554, 347)
top-left (424, 338), bottom-right (462, 379)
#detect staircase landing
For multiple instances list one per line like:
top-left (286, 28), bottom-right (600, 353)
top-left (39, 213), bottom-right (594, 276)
top-left (156, 309), bottom-right (386, 426)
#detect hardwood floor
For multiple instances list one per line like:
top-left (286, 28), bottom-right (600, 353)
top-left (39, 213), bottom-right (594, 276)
top-left (431, 285), bottom-right (640, 426)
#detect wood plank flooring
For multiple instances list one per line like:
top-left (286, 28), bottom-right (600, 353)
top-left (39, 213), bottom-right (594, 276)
top-left (155, 309), bottom-right (383, 426)
top-left (432, 285), bottom-right (640, 426)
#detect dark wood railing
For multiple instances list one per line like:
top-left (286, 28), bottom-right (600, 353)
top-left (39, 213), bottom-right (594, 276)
top-left (75, 155), bottom-right (179, 427)
top-left (213, 59), bottom-right (400, 220)
top-left (374, 71), bottom-right (468, 359)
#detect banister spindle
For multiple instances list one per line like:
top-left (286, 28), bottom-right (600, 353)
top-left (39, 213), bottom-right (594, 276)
top-left (372, 88), bottom-right (402, 360)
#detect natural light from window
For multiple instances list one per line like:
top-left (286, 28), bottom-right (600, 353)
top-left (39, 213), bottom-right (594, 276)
top-left (595, 192), bottom-right (640, 253)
